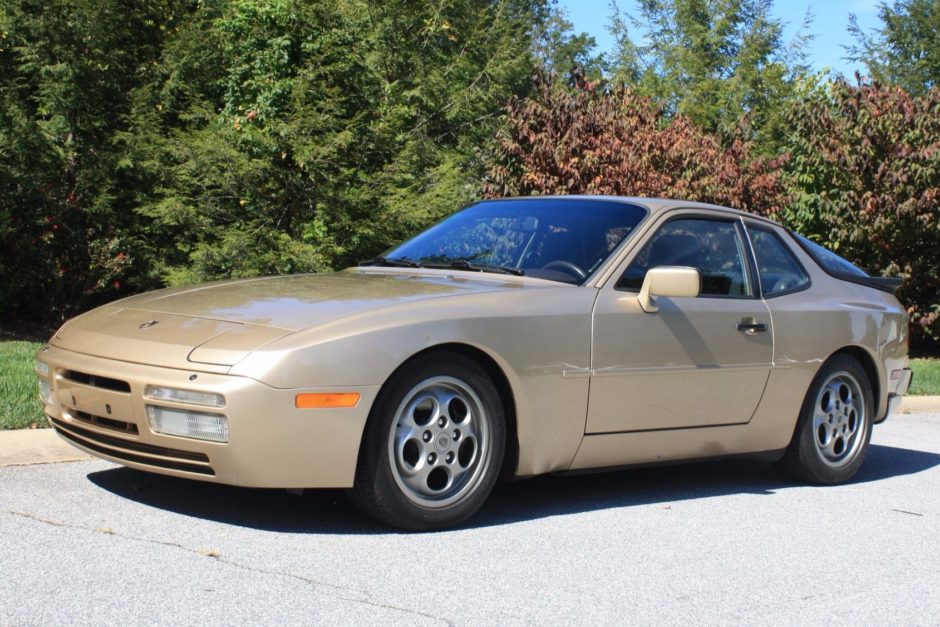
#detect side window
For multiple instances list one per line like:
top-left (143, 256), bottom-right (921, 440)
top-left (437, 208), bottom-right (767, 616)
top-left (617, 218), bottom-right (752, 297)
top-left (748, 227), bottom-right (810, 296)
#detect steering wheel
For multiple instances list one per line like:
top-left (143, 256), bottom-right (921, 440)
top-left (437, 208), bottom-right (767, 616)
top-left (540, 260), bottom-right (587, 280)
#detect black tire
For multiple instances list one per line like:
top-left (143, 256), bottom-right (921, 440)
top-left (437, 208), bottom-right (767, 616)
top-left (349, 351), bottom-right (506, 530)
top-left (775, 354), bottom-right (874, 484)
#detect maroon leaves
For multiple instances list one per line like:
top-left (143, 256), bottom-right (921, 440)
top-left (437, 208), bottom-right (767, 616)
top-left (483, 73), bottom-right (788, 217)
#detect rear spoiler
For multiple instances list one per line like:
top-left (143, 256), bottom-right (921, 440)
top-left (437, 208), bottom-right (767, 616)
top-left (839, 275), bottom-right (904, 295)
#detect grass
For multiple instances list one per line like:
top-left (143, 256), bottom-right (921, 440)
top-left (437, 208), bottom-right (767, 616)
top-left (0, 340), bottom-right (937, 430)
top-left (0, 341), bottom-right (44, 429)
top-left (909, 358), bottom-right (940, 396)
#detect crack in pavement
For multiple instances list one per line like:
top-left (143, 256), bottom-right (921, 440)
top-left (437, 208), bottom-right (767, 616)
top-left (3, 510), bottom-right (454, 626)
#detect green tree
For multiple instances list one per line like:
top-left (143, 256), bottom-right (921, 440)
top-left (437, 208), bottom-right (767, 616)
top-left (123, 0), bottom-right (378, 285)
top-left (349, 0), bottom-right (551, 250)
top-left (0, 0), bottom-right (182, 321)
top-left (532, 7), bottom-right (607, 81)
top-left (105, 0), bottom-right (553, 288)
top-left (848, 0), bottom-right (940, 95)
top-left (1, 0), bottom-right (558, 323)
top-left (608, 0), bottom-right (811, 150)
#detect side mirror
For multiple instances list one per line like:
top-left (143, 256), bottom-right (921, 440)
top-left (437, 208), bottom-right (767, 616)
top-left (637, 266), bottom-right (701, 313)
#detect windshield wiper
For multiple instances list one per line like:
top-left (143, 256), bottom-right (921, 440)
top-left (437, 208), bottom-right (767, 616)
top-left (359, 256), bottom-right (422, 268)
top-left (426, 259), bottom-right (525, 276)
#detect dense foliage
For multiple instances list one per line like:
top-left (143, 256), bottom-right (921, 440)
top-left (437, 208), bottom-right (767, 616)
top-left (0, 0), bottom-right (178, 319)
top-left (0, 0), bottom-right (549, 320)
top-left (780, 77), bottom-right (940, 339)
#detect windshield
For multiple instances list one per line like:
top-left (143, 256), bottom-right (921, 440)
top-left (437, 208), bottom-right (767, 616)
top-left (384, 198), bottom-right (648, 284)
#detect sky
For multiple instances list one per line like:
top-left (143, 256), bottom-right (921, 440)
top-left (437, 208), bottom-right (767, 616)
top-left (557, 0), bottom-right (884, 79)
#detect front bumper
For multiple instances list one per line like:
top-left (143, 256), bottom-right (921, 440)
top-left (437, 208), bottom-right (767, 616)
top-left (36, 345), bottom-right (379, 488)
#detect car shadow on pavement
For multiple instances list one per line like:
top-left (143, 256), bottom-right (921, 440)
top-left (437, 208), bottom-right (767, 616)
top-left (86, 443), bottom-right (940, 533)
top-left (474, 444), bottom-right (940, 528)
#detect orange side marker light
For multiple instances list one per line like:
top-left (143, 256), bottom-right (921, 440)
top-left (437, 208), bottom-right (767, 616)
top-left (295, 392), bottom-right (361, 409)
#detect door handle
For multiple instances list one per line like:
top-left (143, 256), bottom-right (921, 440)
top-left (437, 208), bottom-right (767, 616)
top-left (736, 318), bottom-right (768, 334)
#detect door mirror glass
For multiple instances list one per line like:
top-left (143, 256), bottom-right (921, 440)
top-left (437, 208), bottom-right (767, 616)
top-left (638, 266), bottom-right (701, 312)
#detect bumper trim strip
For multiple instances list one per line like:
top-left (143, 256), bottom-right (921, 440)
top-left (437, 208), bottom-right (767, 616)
top-left (50, 416), bottom-right (214, 472)
top-left (56, 427), bottom-right (216, 476)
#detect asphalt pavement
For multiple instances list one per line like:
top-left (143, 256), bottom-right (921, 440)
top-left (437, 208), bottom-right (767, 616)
top-left (1, 412), bottom-right (938, 626)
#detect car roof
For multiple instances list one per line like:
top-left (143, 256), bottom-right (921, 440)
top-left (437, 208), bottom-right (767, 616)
top-left (487, 195), bottom-right (782, 228)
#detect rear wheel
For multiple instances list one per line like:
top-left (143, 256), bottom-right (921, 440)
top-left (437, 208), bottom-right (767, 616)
top-left (350, 351), bottom-right (505, 530)
top-left (775, 354), bottom-right (873, 484)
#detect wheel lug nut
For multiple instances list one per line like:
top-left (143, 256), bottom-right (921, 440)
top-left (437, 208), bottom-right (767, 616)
top-left (446, 452), bottom-right (455, 464)
top-left (428, 453), bottom-right (437, 464)
top-left (423, 431), bottom-right (432, 442)
top-left (453, 429), bottom-right (461, 440)
top-left (437, 417), bottom-right (447, 428)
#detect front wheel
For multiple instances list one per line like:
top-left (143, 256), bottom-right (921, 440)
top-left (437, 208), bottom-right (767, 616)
top-left (350, 352), bottom-right (506, 530)
top-left (775, 354), bottom-right (874, 484)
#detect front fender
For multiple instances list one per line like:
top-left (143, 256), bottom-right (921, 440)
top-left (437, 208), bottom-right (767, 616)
top-left (230, 287), bottom-right (598, 476)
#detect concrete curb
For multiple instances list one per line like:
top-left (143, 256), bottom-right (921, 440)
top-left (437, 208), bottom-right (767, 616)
top-left (3, 396), bottom-right (940, 467)
top-left (895, 395), bottom-right (940, 414)
top-left (0, 428), bottom-right (91, 467)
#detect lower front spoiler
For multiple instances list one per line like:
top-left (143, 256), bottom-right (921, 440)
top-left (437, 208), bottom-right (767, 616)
top-left (51, 415), bottom-right (216, 476)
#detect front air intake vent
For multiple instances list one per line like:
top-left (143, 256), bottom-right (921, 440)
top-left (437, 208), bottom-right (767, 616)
top-left (71, 410), bottom-right (139, 435)
top-left (62, 370), bottom-right (131, 393)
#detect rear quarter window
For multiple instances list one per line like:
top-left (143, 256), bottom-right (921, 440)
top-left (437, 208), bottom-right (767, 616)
top-left (748, 227), bottom-right (811, 296)
top-left (790, 232), bottom-right (904, 295)
top-left (792, 233), bottom-right (869, 277)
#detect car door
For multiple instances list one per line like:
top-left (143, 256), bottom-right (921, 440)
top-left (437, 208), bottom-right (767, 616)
top-left (586, 213), bottom-right (773, 434)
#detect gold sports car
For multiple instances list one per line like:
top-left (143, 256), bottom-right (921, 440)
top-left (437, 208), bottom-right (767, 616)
top-left (36, 197), bottom-right (913, 529)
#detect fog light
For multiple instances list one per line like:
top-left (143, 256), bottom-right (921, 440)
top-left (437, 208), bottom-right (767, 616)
top-left (35, 360), bottom-right (50, 377)
top-left (145, 386), bottom-right (225, 408)
top-left (38, 378), bottom-right (52, 404)
top-left (146, 405), bottom-right (229, 442)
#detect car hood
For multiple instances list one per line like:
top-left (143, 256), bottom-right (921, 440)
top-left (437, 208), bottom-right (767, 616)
top-left (51, 270), bottom-right (527, 368)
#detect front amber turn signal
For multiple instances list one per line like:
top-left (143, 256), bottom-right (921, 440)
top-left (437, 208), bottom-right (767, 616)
top-left (295, 392), bottom-right (361, 409)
